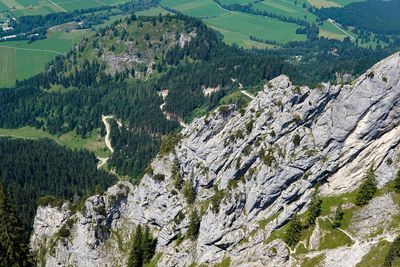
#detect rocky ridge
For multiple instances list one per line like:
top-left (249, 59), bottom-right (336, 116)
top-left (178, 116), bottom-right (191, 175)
top-left (31, 52), bottom-right (400, 266)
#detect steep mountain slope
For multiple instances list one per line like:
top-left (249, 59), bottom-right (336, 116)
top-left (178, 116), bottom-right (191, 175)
top-left (30, 52), bottom-right (400, 266)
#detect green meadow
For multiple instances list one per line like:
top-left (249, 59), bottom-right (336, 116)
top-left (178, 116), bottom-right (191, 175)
top-left (204, 12), bottom-right (307, 46)
top-left (0, 127), bottom-right (110, 157)
top-left (0, 29), bottom-right (92, 88)
top-left (0, 0), bottom-right (132, 16)
top-left (160, 0), bottom-right (228, 18)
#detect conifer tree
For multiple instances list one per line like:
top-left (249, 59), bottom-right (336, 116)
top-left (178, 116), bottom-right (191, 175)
top-left (127, 225), bottom-right (143, 267)
top-left (183, 179), bottom-right (196, 205)
top-left (333, 204), bottom-right (344, 228)
top-left (355, 164), bottom-right (377, 206)
top-left (187, 210), bottom-right (201, 240)
top-left (127, 224), bottom-right (157, 267)
top-left (0, 185), bottom-right (32, 267)
top-left (305, 186), bottom-right (322, 228)
top-left (283, 213), bottom-right (302, 248)
top-left (142, 225), bottom-right (157, 263)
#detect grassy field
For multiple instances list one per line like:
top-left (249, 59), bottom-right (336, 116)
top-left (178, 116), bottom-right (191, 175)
top-left (136, 6), bottom-right (171, 16)
top-left (52, 0), bottom-right (130, 12)
top-left (0, 126), bottom-right (110, 157)
top-left (160, 0), bottom-right (362, 48)
top-left (204, 12), bottom-right (307, 46)
top-left (307, 0), bottom-right (341, 8)
top-left (220, 0), bottom-right (250, 4)
top-left (0, 0), bottom-right (131, 16)
top-left (254, 0), bottom-right (318, 23)
top-left (0, 47), bottom-right (15, 87)
top-left (0, 29), bottom-right (92, 88)
top-left (160, 0), bottom-right (228, 18)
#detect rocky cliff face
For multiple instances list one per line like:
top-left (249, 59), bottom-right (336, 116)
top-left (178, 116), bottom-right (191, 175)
top-left (30, 52), bottom-right (400, 266)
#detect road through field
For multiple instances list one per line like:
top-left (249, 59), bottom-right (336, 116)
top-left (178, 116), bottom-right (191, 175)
top-left (0, 45), bottom-right (63, 54)
top-left (47, 0), bottom-right (67, 12)
top-left (327, 18), bottom-right (354, 40)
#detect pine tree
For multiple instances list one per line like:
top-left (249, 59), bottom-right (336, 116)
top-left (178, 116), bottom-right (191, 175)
top-left (355, 164), bottom-right (377, 206)
top-left (141, 225), bottom-right (157, 263)
top-left (394, 170), bottom-right (400, 193)
top-left (127, 225), bottom-right (143, 267)
top-left (127, 224), bottom-right (157, 267)
top-left (183, 179), bottom-right (196, 205)
top-left (284, 213), bottom-right (303, 248)
top-left (187, 210), bottom-right (201, 240)
top-left (0, 185), bottom-right (32, 267)
top-left (305, 187), bottom-right (322, 228)
top-left (333, 204), bottom-right (344, 228)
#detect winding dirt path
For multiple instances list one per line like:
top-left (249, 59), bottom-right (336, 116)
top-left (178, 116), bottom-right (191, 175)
top-left (102, 115), bottom-right (114, 153)
top-left (96, 115), bottom-right (114, 168)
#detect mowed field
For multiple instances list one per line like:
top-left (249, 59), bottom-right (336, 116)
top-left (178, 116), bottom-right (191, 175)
top-left (0, 29), bottom-right (91, 88)
top-left (0, 0), bottom-right (131, 17)
top-left (159, 0), bottom-right (360, 48)
top-left (204, 12), bottom-right (307, 46)
top-left (160, 0), bottom-right (228, 18)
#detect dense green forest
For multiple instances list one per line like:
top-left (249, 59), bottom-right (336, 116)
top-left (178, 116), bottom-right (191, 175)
top-left (0, 185), bottom-right (33, 267)
top-left (316, 0), bottom-right (400, 35)
top-left (0, 14), bottom-right (397, 180)
top-left (0, 138), bottom-right (116, 232)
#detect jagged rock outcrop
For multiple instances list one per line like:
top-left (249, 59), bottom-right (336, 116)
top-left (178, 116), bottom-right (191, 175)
top-left (30, 52), bottom-right (400, 266)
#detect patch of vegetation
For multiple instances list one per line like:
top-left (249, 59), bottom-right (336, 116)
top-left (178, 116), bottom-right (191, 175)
top-left (301, 254), bottom-right (325, 267)
top-left (183, 179), bottom-right (196, 205)
top-left (127, 225), bottom-right (157, 267)
top-left (213, 257), bottom-right (231, 267)
top-left (283, 213), bottom-right (302, 248)
top-left (318, 218), bottom-right (353, 250)
top-left (153, 173), bottom-right (165, 182)
top-left (292, 134), bottom-right (301, 147)
top-left (355, 164), bottom-right (377, 206)
top-left (210, 187), bottom-right (225, 214)
top-left (304, 188), bottom-right (322, 228)
top-left (187, 209), bottom-right (201, 240)
top-left (356, 240), bottom-right (391, 267)
top-left (332, 204), bottom-right (344, 228)
top-left (393, 170), bottom-right (400, 193)
top-left (37, 195), bottom-right (64, 208)
top-left (160, 133), bottom-right (181, 155)
top-left (143, 252), bottom-right (163, 267)
top-left (384, 235), bottom-right (400, 267)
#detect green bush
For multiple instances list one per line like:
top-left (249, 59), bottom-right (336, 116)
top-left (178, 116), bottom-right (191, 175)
top-left (245, 119), bottom-right (254, 134)
top-left (153, 173), bottom-right (165, 182)
top-left (58, 225), bottom-right (71, 238)
top-left (292, 134), bottom-right (301, 147)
